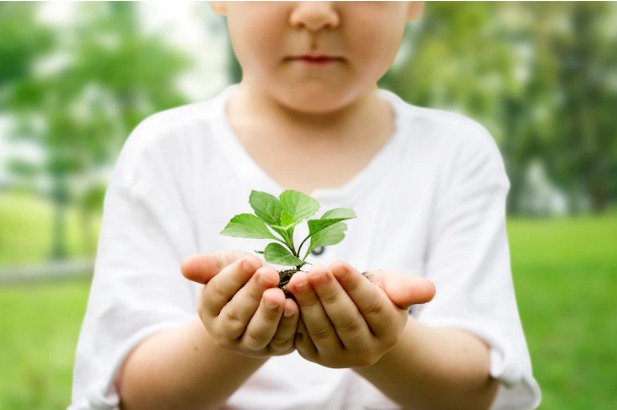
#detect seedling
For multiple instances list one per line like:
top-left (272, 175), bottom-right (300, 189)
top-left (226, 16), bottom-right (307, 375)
top-left (221, 189), bottom-right (356, 293)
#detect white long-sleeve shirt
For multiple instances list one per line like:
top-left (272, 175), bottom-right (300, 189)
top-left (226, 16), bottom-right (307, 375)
top-left (70, 86), bottom-right (541, 410)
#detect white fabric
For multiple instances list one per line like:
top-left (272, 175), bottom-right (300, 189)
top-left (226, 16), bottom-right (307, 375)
top-left (70, 85), bottom-right (541, 410)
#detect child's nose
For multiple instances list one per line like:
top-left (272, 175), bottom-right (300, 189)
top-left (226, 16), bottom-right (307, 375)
top-left (289, 1), bottom-right (340, 32)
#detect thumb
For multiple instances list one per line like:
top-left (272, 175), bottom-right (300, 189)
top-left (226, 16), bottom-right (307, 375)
top-left (379, 272), bottom-right (436, 309)
top-left (181, 250), bottom-right (255, 284)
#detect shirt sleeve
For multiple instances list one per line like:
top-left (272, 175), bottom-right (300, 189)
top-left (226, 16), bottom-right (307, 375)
top-left (412, 122), bottom-right (541, 409)
top-left (69, 119), bottom-right (200, 410)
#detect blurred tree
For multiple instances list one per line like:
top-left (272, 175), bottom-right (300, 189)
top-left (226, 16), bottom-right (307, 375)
top-left (381, 2), bottom-right (617, 215)
top-left (0, 3), bottom-right (53, 93)
top-left (4, 2), bottom-right (191, 259)
top-left (543, 2), bottom-right (617, 213)
top-left (495, 2), bottom-right (617, 213)
top-left (381, 2), bottom-right (535, 212)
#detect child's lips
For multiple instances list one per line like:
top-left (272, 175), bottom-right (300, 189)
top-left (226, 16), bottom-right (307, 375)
top-left (288, 55), bottom-right (344, 66)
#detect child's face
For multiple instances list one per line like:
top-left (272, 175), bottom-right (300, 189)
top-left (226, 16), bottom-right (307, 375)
top-left (212, 1), bottom-right (423, 114)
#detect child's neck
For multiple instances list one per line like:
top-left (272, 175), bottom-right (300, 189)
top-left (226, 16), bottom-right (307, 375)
top-left (226, 83), bottom-right (394, 194)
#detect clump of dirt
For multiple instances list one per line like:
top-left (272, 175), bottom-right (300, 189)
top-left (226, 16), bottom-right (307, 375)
top-left (278, 269), bottom-right (302, 298)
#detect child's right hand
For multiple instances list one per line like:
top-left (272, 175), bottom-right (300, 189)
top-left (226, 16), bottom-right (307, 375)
top-left (182, 252), bottom-right (299, 358)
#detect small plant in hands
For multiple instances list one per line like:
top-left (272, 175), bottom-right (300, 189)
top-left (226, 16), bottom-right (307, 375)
top-left (221, 190), bottom-right (356, 295)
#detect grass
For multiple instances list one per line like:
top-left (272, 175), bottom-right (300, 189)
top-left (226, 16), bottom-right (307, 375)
top-left (0, 278), bottom-right (91, 410)
top-left (508, 216), bottom-right (617, 409)
top-left (0, 190), bottom-right (98, 266)
top-left (0, 191), bottom-right (616, 409)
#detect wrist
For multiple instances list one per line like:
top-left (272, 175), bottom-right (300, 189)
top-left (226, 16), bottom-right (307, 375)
top-left (353, 318), bottom-right (498, 410)
top-left (119, 316), bottom-right (268, 410)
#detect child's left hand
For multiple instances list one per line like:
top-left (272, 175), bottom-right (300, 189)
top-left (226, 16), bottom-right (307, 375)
top-left (286, 262), bottom-right (435, 369)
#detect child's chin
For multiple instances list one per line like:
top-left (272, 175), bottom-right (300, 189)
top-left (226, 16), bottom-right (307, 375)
top-left (282, 94), bottom-right (352, 115)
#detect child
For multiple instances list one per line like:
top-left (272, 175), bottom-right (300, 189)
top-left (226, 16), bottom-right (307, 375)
top-left (70, 2), bottom-right (540, 409)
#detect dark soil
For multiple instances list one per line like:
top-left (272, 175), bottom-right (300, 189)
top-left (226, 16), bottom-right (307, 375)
top-left (278, 268), bottom-right (302, 298)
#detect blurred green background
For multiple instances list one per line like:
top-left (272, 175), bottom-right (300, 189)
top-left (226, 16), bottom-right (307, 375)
top-left (0, 2), bottom-right (616, 409)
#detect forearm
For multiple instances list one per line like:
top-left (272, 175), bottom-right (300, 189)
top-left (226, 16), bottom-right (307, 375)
top-left (119, 316), bottom-right (266, 410)
top-left (355, 318), bottom-right (499, 410)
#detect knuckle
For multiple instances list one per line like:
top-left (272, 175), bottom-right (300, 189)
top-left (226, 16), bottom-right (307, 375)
top-left (269, 337), bottom-right (293, 354)
top-left (220, 306), bottom-right (246, 336)
top-left (309, 325), bottom-right (333, 342)
top-left (269, 336), bottom-right (288, 348)
top-left (222, 304), bottom-right (242, 322)
top-left (207, 279), bottom-right (229, 303)
top-left (318, 289), bottom-right (340, 306)
top-left (336, 317), bottom-right (363, 335)
top-left (243, 331), bottom-right (271, 350)
top-left (363, 297), bottom-right (385, 317)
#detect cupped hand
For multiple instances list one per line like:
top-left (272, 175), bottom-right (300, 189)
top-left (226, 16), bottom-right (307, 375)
top-left (286, 262), bottom-right (435, 369)
top-left (181, 252), bottom-right (300, 358)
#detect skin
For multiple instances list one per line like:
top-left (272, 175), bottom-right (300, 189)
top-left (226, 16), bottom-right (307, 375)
top-left (195, 256), bottom-right (299, 357)
top-left (217, 1), bottom-right (420, 114)
top-left (216, 1), bottom-right (425, 193)
top-left (118, 2), bottom-right (500, 409)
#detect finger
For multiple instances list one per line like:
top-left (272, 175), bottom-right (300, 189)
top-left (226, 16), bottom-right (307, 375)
top-left (202, 257), bottom-right (262, 316)
top-left (269, 298), bottom-right (300, 355)
top-left (380, 273), bottom-right (436, 308)
top-left (306, 265), bottom-right (369, 348)
top-left (182, 250), bottom-right (257, 284)
top-left (294, 318), bottom-right (317, 360)
top-left (330, 262), bottom-right (397, 337)
top-left (217, 266), bottom-right (280, 339)
top-left (287, 269), bottom-right (341, 352)
top-left (241, 287), bottom-right (286, 351)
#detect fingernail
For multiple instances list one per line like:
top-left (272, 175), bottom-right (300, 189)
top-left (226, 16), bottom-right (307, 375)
top-left (284, 308), bottom-right (294, 317)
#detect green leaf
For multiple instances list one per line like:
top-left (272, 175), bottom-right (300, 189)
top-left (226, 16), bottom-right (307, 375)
top-left (220, 214), bottom-right (278, 240)
top-left (307, 208), bottom-right (356, 237)
top-left (307, 222), bottom-right (348, 255)
top-left (264, 243), bottom-right (304, 266)
top-left (279, 210), bottom-right (295, 228)
top-left (249, 190), bottom-right (281, 226)
top-left (320, 208), bottom-right (356, 220)
top-left (279, 190), bottom-right (319, 227)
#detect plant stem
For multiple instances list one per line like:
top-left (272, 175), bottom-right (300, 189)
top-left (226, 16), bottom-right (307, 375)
top-left (297, 235), bottom-right (310, 259)
top-left (272, 227), bottom-right (293, 250)
top-left (273, 237), bottom-right (288, 246)
top-left (280, 229), bottom-right (296, 256)
top-left (288, 228), bottom-right (298, 256)
top-left (302, 247), bottom-right (312, 261)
